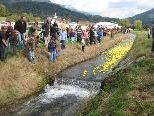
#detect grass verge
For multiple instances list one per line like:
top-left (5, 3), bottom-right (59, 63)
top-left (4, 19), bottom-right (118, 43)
top-left (0, 34), bottom-right (128, 109)
top-left (79, 31), bottom-right (154, 116)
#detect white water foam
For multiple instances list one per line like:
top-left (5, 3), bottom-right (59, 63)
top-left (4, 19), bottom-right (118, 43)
top-left (18, 84), bottom-right (93, 114)
top-left (43, 84), bottom-right (92, 101)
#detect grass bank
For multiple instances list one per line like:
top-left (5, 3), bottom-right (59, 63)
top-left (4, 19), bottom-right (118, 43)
top-left (79, 31), bottom-right (154, 116)
top-left (0, 34), bottom-right (128, 109)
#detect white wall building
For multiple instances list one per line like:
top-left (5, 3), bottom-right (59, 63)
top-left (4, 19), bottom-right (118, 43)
top-left (94, 22), bottom-right (121, 29)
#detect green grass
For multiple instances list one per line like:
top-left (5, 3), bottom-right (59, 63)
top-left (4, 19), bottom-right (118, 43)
top-left (0, 34), bottom-right (128, 109)
top-left (79, 31), bottom-right (154, 116)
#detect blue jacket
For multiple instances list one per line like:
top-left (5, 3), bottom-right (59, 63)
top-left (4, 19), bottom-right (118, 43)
top-left (48, 41), bottom-right (56, 53)
top-left (60, 32), bottom-right (67, 41)
top-left (97, 31), bottom-right (103, 38)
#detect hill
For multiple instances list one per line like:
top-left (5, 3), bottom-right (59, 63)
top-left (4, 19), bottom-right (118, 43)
top-left (0, 0), bottom-right (50, 3)
top-left (0, 1), bottom-right (118, 22)
top-left (129, 8), bottom-right (154, 25)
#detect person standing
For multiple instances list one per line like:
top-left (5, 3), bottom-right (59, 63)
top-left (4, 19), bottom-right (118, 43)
top-left (11, 30), bottom-right (19, 57)
top-left (111, 29), bottom-right (114, 39)
top-left (60, 19), bottom-right (67, 31)
top-left (151, 26), bottom-right (154, 53)
top-left (89, 26), bottom-right (96, 45)
top-left (51, 21), bottom-right (59, 38)
top-left (0, 26), bottom-right (8, 61)
top-left (82, 30), bottom-right (89, 46)
top-left (97, 28), bottom-right (103, 43)
top-left (60, 29), bottom-right (67, 49)
top-left (14, 16), bottom-right (27, 49)
top-left (26, 32), bottom-right (36, 64)
top-left (81, 38), bottom-right (86, 52)
top-left (69, 28), bottom-right (76, 43)
top-left (48, 37), bottom-right (57, 62)
top-left (76, 25), bottom-right (83, 43)
top-left (6, 21), bottom-right (14, 49)
top-left (148, 28), bottom-right (151, 39)
top-left (42, 19), bottom-right (52, 47)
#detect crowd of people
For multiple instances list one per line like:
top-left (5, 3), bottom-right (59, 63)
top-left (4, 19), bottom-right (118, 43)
top-left (0, 16), bottom-right (125, 64)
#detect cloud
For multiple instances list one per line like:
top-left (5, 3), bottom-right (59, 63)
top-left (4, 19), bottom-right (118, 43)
top-left (50, 0), bottom-right (154, 18)
top-left (50, 0), bottom-right (108, 12)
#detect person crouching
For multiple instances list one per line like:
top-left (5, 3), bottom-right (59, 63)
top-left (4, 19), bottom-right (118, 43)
top-left (26, 32), bottom-right (36, 64)
top-left (48, 37), bottom-right (57, 62)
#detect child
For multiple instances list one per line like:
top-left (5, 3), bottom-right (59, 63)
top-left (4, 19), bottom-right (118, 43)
top-left (48, 37), bottom-right (57, 62)
top-left (60, 29), bottom-right (67, 49)
top-left (69, 28), bottom-right (76, 43)
top-left (26, 32), bottom-right (36, 64)
top-left (55, 38), bottom-right (61, 57)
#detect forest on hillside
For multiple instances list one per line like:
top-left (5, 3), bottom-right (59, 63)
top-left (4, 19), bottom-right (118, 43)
top-left (0, 1), bottom-right (118, 22)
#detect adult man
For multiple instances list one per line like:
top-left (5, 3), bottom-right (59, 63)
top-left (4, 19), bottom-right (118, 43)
top-left (42, 18), bottom-right (52, 47)
top-left (60, 19), bottom-right (67, 31)
top-left (89, 26), bottom-right (96, 45)
top-left (76, 25), bottom-right (83, 43)
top-left (51, 21), bottom-right (59, 38)
top-left (151, 25), bottom-right (154, 52)
top-left (0, 26), bottom-right (8, 61)
top-left (14, 16), bottom-right (27, 49)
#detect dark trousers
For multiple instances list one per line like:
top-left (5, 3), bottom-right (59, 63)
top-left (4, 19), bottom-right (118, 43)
top-left (97, 37), bottom-right (101, 43)
top-left (0, 45), bottom-right (6, 61)
top-left (77, 34), bottom-right (82, 43)
top-left (148, 34), bottom-right (150, 39)
top-left (152, 39), bottom-right (154, 52)
top-left (89, 36), bottom-right (96, 45)
top-left (11, 44), bottom-right (18, 56)
top-left (82, 45), bottom-right (85, 52)
top-left (60, 40), bottom-right (65, 49)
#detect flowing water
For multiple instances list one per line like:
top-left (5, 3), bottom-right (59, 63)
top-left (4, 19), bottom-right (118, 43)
top-left (2, 34), bottom-right (136, 116)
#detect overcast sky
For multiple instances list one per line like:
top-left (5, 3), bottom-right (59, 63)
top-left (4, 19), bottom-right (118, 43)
top-left (50, 0), bottom-right (154, 18)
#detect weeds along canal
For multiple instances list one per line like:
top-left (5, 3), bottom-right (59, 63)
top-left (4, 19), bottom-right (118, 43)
top-left (2, 34), bottom-right (136, 116)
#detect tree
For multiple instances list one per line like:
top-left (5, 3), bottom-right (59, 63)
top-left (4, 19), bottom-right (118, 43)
top-left (0, 4), bottom-right (6, 17)
top-left (119, 19), bottom-right (130, 27)
top-left (6, 14), bottom-right (20, 22)
top-left (134, 20), bottom-right (142, 31)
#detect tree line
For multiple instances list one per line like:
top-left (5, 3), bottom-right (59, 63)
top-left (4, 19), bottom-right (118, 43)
top-left (119, 18), bottom-right (145, 31)
top-left (0, 2), bottom-right (146, 31)
top-left (0, 1), bottom-right (118, 23)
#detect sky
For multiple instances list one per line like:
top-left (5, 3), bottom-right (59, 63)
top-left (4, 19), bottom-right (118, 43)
top-left (50, 0), bottom-right (154, 18)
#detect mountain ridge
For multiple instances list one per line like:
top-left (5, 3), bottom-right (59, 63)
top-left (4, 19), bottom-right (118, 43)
top-left (129, 8), bottom-right (154, 25)
top-left (0, 0), bottom-right (118, 22)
